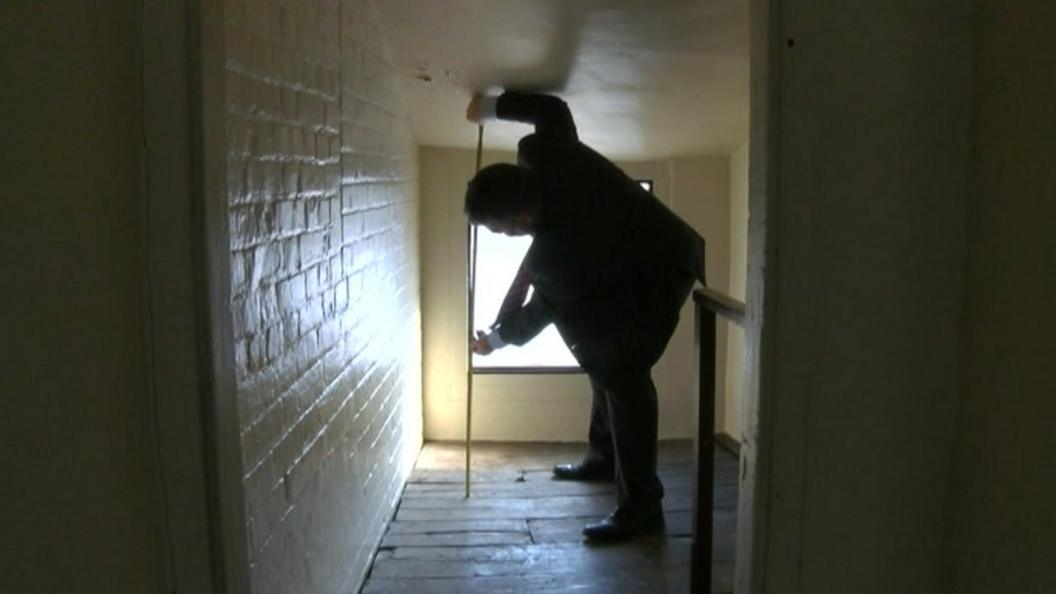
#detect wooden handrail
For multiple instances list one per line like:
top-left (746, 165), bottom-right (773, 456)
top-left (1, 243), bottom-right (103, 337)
top-left (691, 287), bottom-right (745, 594)
top-left (693, 287), bottom-right (746, 327)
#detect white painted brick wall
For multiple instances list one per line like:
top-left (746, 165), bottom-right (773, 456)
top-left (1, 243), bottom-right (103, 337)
top-left (224, 0), bottom-right (422, 592)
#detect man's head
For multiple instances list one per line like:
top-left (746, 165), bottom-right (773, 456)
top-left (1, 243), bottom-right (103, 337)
top-left (464, 163), bottom-right (542, 236)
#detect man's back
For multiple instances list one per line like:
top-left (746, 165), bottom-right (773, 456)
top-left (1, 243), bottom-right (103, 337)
top-left (493, 92), bottom-right (705, 341)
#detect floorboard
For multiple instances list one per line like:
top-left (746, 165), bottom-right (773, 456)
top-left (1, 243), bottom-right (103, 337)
top-left (360, 440), bottom-right (737, 594)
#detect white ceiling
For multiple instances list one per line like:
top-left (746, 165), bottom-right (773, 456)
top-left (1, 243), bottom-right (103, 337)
top-left (376, 0), bottom-right (749, 161)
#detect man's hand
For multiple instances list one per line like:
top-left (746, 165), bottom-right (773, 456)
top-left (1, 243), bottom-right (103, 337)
top-left (466, 93), bottom-right (484, 124)
top-left (470, 330), bottom-right (494, 355)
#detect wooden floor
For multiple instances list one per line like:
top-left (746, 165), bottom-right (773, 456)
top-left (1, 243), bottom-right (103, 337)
top-left (360, 440), bottom-right (737, 594)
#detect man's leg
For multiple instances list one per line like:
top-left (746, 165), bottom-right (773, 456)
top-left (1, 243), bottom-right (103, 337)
top-left (578, 269), bottom-right (695, 539)
top-left (604, 372), bottom-right (662, 508)
top-left (582, 370), bottom-right (665, 541)
top-left (586, 376), bottom-right (616, 465)
top-left (553, 377), bottom-right (615, 480)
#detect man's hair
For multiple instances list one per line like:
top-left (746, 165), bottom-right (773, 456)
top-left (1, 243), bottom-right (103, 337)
top-left (464, 163), bottom-right (541, 223)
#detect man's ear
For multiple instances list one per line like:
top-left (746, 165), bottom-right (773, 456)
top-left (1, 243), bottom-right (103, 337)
top-left (514, 211), bottom-right (536, 228)
top-left (520, 203), bottom-right (542, 225)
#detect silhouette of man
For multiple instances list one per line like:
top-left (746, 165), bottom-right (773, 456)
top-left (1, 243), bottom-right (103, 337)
top-left (465, 91), bottom-right (707, 541)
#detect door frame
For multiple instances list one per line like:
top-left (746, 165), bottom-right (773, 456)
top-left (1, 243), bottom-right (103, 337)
top-left (736, 0), bottom-right (782, 592)
top-left (141, 1), bottom-right (249, 592)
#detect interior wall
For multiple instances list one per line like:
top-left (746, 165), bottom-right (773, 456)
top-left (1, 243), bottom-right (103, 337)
top-left (667, 156), bottom-right (733, 437)
top-left (724, 140), bottom-right (749, 440)
top-left (941, 3), bottom-right (1056, 592)
top-left (223, 1), bottom-right (422, 592)
top-left (0, 3), bottom-right (166, 592)
top-left (419, 145), bottom-right (731, 442)
top-left (761, 1), bottom-right (974, 592)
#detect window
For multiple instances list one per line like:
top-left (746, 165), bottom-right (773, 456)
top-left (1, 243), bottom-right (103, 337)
top-left (471, 179), bottom-right (655, 372)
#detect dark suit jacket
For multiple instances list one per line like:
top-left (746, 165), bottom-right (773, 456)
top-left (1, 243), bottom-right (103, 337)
top-left (491, 93), bottom-right (706, 379)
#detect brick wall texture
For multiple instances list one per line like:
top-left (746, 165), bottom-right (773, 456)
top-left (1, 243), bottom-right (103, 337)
top-left (224, 0), bottom-right (422, 592)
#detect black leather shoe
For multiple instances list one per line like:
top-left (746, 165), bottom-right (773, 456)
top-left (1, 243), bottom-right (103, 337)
top-left (582, 504), bottom-right (665, 542)
top-left (552, 460), bottom-right (614, 481)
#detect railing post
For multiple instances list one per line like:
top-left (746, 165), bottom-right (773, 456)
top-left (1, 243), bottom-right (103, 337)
top-left (691, 304), bottom-right (717, 594)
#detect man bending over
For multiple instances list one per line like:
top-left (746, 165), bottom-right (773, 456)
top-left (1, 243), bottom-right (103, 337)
top-left (466, 91), bottom-right (707, 541)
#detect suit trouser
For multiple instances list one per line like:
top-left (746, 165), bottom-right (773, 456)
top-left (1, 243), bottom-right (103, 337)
top-left (585, 373), bottom-right (663, 507)
top-left (573, 268), bottom-right (698, 509)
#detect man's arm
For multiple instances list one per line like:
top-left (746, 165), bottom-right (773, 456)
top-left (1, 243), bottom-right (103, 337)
top-left (469, 92), bottom-right (578, 140)
top-left (469, 294), bottom-right (553, 355)
top-left (494, 293), bottom-right (554, 347)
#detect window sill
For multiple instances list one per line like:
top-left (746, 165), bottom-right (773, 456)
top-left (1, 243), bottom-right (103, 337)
top-left (472, 366), bottom-right (584, 375)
